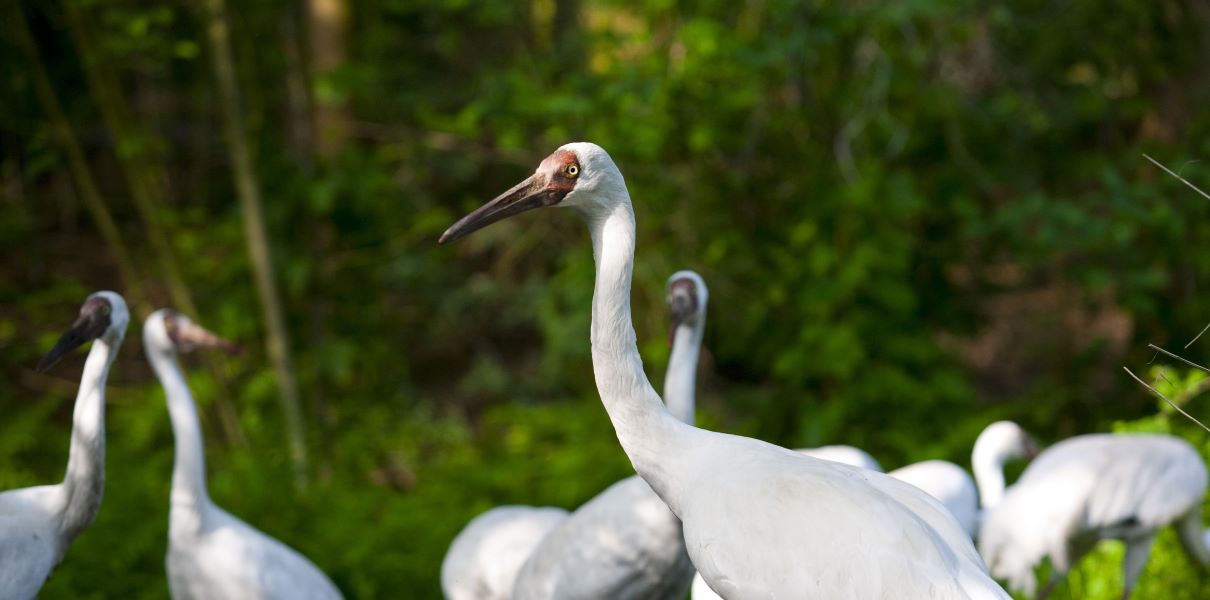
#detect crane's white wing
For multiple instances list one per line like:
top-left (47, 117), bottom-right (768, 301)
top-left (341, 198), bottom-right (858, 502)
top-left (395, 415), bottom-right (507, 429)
top-left (441, 505), bottom-right (568, 600)
top-left (797, 445), bottom-right (883, 471)
top-left (168, 508), bottom-right (341, 600)
top-left (679, 434), bottom-right (1007, 600)
top-left (979, 434), bottom-right (1209, 593)
top-left (0, 486), bottom-right (65, 600)
top-left (890, 460), bottom-right (980, 538)
top-left (513, 476), bottom-right (694, 600)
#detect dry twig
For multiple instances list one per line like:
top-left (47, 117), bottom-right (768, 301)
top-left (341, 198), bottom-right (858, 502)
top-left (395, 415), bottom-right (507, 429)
top-left (1147, 344), bottom-right (1210, 375)
top-left (1123, 366), bottom-right (1210, 433)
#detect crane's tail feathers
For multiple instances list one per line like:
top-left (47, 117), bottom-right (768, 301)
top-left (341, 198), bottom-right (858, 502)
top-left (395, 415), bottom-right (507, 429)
top-left (1175, 507), bottom-right (1210, 567)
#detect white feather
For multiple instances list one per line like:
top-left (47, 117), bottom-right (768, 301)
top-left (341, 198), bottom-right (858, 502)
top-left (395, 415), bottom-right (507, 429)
top-left (441, 506), bottom-right (569, 600)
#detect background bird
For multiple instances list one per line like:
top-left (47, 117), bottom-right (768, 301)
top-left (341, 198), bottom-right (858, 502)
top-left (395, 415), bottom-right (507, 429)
top-left (797, 445), bottom-right (883, 471)
top-left (0, 291), bottom-right (128, 600)
top-left (888, 421), bottom-right (1038, 538)
top-left (979, 433), bottom-right (1210, 598)
top-left (509, 271), bottom-right (706, 600)
top-left (440, 142), bottom-right (1009, 600)
top-left (441, 506), bottom-right (569, 600)
top-left (143, 309), bottom-right (343, 600)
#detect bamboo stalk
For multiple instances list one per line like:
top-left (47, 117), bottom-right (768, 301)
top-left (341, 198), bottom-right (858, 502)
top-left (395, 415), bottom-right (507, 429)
top-left (14, 5), bottom-right (147, 314)
top-left (203, 0), bottom-right (310, 489)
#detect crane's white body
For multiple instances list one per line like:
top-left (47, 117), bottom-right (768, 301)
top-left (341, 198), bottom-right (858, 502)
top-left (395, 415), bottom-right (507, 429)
top-left (0, 291), bottom-right (128, 600)
top-left (797, 445), bottom-right (883, 471)
top-left (513, 475), bottom-right (694, 599)
top-left (511, 271), bottom-right (706, 600)
top-left (979, 434), bottom-right (1210, 597)
top-left (445, 143), bottom-right (1009, 599)
top-left (143, 311), bottom-right (342, 600)
top-left (441, 506), bottom-right (569, 600)
top-left (695, 423), bottom-right (1031, 598)
top-left (890, 460), bottom-right (980, 538)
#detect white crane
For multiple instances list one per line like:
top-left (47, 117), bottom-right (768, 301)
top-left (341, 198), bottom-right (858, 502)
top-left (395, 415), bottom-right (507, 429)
top-left (143, 309), bottom-right (343, 600)
top-left (0, 291), bottom-right (128, 600)
top-left (979, 433), bottom-right (1210, 598)
top-left (888, 421), bottom-right (1038, 538)
top-left (442, 506), bottom-right (570, 600)
top-left (509, 271), bottom-right (706, 599)
top-left (440, 142), bottom-right (1009, 599)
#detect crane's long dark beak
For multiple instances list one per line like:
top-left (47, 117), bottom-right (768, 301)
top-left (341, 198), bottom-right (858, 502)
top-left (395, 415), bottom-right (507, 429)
top-left (440, 174), bottom-right (559, 244)
top-left (36, 304), bottom-right (111, 373)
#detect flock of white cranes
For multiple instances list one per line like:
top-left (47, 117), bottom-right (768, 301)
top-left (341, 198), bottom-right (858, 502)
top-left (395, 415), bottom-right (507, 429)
top-left (2, 141), bottom-right (1208, 599)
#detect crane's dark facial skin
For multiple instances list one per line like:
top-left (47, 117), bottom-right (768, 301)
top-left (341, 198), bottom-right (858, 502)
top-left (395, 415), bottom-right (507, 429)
top-left (36, 297), bottom-right (113, 373)
top-left (163, 311), bottom-right (242, 355)
top-left (439, 149), bottom-right (580, 244)
top-left (667, 278), bottom-right (699, 346)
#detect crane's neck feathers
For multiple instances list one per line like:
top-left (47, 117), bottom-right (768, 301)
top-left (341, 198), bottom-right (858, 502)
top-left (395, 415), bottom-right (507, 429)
top-left (583, 187), bottom-right (693, 511)
top-left (144, 311), bottom-right (213, 539)
top-left (58, 326), bottom-right (123, 545)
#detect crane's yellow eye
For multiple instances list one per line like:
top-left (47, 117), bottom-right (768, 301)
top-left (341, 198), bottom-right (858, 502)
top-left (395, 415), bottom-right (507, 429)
top-left (566, 164), bottom-right (579, 177)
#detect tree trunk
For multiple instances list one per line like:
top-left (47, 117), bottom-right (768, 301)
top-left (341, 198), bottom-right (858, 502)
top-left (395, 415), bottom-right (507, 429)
top-left (202, 0), bottom-right (310, 489)
top-left (14, 5), bottom-right (147, 315)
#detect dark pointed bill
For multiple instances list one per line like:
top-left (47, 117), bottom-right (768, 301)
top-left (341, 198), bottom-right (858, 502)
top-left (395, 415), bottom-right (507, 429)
top-left (36, 298), bottom-right (112, 373)
top-left (439, 174), bottom-right (567, 244)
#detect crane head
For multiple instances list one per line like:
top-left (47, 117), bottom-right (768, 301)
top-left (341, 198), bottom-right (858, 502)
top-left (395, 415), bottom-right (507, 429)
top-left (161, 310), bottom-right (242, 356)
top-left (36, 291), bottom-right (127, 373)
top-left (439, 142), bottom-right (624, 244)
top-left (667, 270), bottom-right (708, 346)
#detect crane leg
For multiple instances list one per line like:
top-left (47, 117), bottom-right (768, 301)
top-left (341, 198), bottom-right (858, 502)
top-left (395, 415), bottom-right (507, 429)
top-left (1121, 534), bottom-right (1156, 599)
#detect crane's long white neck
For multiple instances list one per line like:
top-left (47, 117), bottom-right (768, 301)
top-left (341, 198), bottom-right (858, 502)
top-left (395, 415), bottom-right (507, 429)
top-left (146, 345), bottom-right (213, 537)
top-left (972, 442), bottom-right (1008, 510)
top-left (584, 200), bottom-right (692, 509)
top-left (58, 333), bottom-right (122, 543)
top-left (663, 315), bottom-right (702, 425)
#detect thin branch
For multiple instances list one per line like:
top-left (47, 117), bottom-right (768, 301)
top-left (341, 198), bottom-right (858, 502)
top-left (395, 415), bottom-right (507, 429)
top-left (1123, 367), bottom-right (1210, 433)
top-left (1143, 153), bottom-right (1210, 202)
top-left (1185, 321), bottom-right (1210, 349)
top-left (1148, 344), bottom-right (1210, 375)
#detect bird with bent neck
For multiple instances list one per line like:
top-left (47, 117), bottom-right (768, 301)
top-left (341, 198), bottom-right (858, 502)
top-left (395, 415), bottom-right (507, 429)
top-left (0, 291), bottom-right (129, 600)
top-left (441, 142), bottom-right (1009, 599)
top-left (142, 309), bottom-right (342, 600)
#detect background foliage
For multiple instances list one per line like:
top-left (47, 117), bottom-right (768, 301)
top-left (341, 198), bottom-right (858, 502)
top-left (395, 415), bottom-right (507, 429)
top-left (2, 0), bottom-right (1210, 597)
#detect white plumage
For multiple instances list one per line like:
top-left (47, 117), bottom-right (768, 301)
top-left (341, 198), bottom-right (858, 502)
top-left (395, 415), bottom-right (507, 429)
top-left (978, 433), bottom-right (1210, 598)
top-left (889, 460), bottom-right (980, 538)
top-left (442, 506), bottom-right (569, 600)
top-left (0, 292), bottom-right (128, 600)
top-left (510, 271), bottom-right (706, 599)
top-left (886, 421), bottom-right (1037, 540)
top-left (441, 142), bottom-right (1009, 600)
top-left (797, 445), bottom-right (883, 471)
top-left (143, 309), bottom-right (342, 600)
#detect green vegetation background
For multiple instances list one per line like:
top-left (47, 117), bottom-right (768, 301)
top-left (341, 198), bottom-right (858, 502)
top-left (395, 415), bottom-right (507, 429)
top-left (2, 0), bottom-right (1210, 597)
